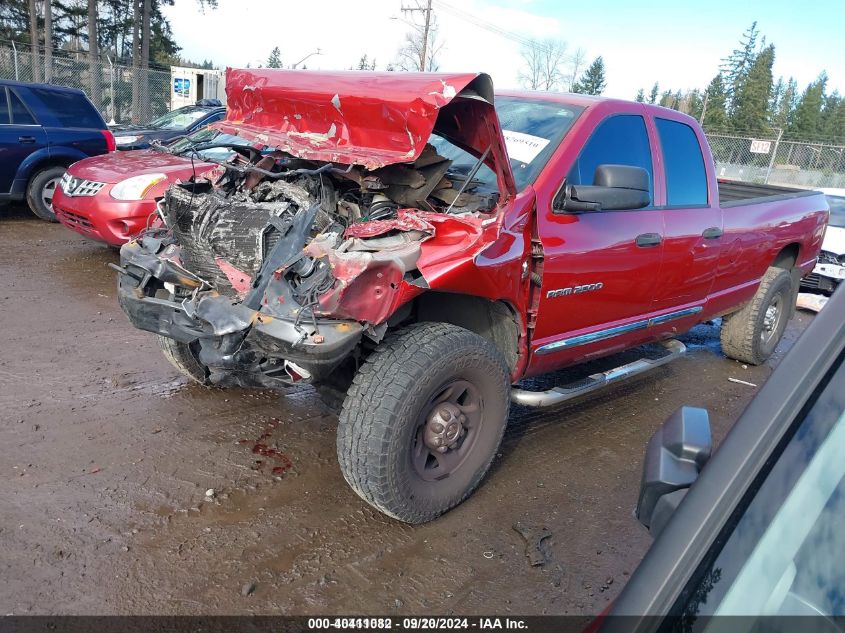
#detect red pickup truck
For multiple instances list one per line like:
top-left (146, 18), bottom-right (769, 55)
top-left (114, 70), bottom-right (829, 523)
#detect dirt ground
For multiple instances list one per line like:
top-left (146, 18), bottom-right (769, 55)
top-left (0, 204), bottom-right (815, 616)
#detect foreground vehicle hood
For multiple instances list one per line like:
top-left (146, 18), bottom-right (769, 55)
top-left (215, 68), bottom-right (516, 195)
top-left (69, 150), bottom-right (215, 183)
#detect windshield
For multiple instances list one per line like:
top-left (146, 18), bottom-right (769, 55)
top-left (826, 195), bottom-right (845, 228)
top-left (429, 97), bottom-right (584, 192)
top-left (164, 127), bottom-right (251, 161)
top-left (148, 106), bottom-right (212, 130)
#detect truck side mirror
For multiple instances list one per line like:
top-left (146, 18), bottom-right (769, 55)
top-left (635, 406), bottom-right (712, 537)
top-left (554, 164), bottom-right (651, 213)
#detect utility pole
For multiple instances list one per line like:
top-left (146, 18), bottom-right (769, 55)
top-left (402, 0), bottom-right (433, 71)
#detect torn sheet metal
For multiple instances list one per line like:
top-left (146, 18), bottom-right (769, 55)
top-left (213, 68), bottom-right (516, 196)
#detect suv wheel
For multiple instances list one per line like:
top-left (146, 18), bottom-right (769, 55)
top-left (26, 166), bottom-right (66, 222)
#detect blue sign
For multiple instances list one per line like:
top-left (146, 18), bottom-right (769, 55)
top-left (174, 77), bottom-right (191, 98)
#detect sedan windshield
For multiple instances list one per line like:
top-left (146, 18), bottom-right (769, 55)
top-left (429, 97), bottom-right (584, 192)
top-left (148, 106), bottom-right (212, 130)
top-left (164, 127), bottom-right (251, 161)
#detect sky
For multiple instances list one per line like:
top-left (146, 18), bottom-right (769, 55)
top-left (162, 0), bottom-right (845, 100)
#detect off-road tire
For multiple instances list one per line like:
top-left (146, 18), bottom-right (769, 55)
top-left (337, 322), bottom-right (510, 524)
top-left (721, 266), bottom-right (793, 365)
top-left (26, 166), bottom-right (65, 222)
top-left (157, 335), bottom-right (210, 385)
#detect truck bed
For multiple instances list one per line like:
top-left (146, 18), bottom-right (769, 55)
top-left (718, 180), bottom-right (819, 208)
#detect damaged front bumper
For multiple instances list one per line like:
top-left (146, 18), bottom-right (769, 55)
top-left (115, 236), bottom-right (364, 387)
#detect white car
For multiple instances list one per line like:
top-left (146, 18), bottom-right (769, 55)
top-left (802, 188), bottom-right (845, 294)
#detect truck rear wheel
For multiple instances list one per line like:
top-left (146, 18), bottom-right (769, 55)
top-left (337, 322), bottom-right (510, 523)
top-left (721, 266), bottom-right (793, 365)
top-left (157, 336), bottom-right (210, 385)
top-left (26, 166), bottom-right (65, 222)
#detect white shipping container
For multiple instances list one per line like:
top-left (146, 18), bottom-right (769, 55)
top-left (170, 66), bottom-right (227, 109)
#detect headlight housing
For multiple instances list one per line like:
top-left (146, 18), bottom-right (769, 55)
top-left (115, 135), bottom-right (142, 146)
top-left (110, 173), bottom-right (167, 200)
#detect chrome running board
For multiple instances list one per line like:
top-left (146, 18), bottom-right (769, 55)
top-left (511, 339), bottom-right (686, 408)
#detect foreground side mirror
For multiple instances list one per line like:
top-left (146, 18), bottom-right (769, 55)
top-left (555, 164), bottom-right (651, 213)
top-left (636, 406), bottom-right (712, 537)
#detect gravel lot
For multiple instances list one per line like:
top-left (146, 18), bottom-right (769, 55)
top-left (0, 204), bottom-right (814, 615)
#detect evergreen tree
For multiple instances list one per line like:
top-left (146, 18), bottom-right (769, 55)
top-left (721, 21), bottom-right (760, 110)
top-left (635, 88), bottom-right (645, 103)
top-left (771, 77), bottom-right (798, 130)
top-left (356, 54), bottom-right (376, 70)
top-left (686, 89), bottom-right (705, 120)
top-left (819, 92), bottom-right (843, 140)
top-left (267, 46), bottom-right (282, 68)
top-left (648, 82), bottom-right (659, 105)
top-left (702, 74), bottom-right (728, 130)
top-left (768, 76), bottom-right (784, 125)
top-left (571, 56), bottom-right (606, 95)
top-left (825, 98), bottom-right (845, 143)
top-left (789, 72), bottom-right (828, 139)
top-left (730, 43), bottom-right (775, 133)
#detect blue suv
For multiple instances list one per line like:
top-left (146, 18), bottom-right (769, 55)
top-left (0, 80), bottom-right (115, 221)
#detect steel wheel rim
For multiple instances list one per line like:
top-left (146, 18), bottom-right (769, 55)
top-left (761, 294), bottom-right (783, 345)
top-left (42, 177), bottom-right (59, 209)
top-left (411, 379), bottom-right (484, 482)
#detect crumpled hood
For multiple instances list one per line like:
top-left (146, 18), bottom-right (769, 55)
top-left (822, 225), bottom-right (845, 256)
top-left (69, 149), bottom-right (215, 183)
top-left (214, 68), bottom-right (515, 195)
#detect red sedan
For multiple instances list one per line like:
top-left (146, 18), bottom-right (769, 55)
top-left (53, 129), bottom-right (241, 247)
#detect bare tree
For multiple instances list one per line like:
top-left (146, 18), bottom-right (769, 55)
top-left (518, 40), bottom-right (543, 90)
top-left (87, 0), bottom-right (101, 108)
top-left (43, 0), bottom-right (52, 82)
top-left (395, 6), bottom-right (444, 72)
top-left (518, 38), bottom-right (568, 91)
top-left (565, 47), bottom-right (587, 92)
top-left (28, 0), bottom-right (42, 82)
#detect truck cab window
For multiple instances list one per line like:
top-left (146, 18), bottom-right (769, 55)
top-left (567, 114), bottom-right (653, 199)
top-left (656, 117), bottom-right (708, 206)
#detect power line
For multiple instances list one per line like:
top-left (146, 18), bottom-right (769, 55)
top-left (431, 0), bottom-right (557, 53)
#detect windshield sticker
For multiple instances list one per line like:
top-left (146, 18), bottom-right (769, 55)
top-left (502, 130), bottom-right (550, 164)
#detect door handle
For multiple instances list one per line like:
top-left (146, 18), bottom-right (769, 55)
top-left (18, 136), bottom-right (36, 144)
top-left (635, 233), bottom-right (662, 248)
top-left (702, 227), bottom-right (723, 239)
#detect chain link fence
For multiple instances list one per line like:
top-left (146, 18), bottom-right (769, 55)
top-left (0, 40), bottom-right (171, 124)
top-left (705, 131), bottom-right (845, 190)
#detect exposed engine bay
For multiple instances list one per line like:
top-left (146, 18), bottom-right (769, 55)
top-left (117, 139), bottom-right (503, 388)
top-left (161, 142), bottom-right (499, 312)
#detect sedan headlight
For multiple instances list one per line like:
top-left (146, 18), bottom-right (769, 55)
top-left (110, 173), bottom-right (167, 200)
top-left (115, 135), bottom-right (142, 146)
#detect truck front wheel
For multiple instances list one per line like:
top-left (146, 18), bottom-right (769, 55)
top-left (721, 266), bottom-right (793, 365)
top-left (337, 322), bottom-right (510, 523)
top-left (157, 336), bottom-right (210, 385)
